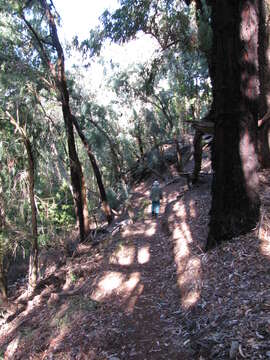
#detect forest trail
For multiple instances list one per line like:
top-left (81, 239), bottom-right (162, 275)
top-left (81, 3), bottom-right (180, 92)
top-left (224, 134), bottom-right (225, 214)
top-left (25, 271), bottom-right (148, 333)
top-left (0, 167), bottom-right (270, 360)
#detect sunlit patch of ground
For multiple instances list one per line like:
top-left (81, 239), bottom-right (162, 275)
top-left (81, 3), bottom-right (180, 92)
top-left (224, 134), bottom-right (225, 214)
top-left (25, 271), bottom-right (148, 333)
top-left (171, 197), bottom-right (202, 309)
top-left (258, 213), bottom-right (270, 257)
top-left (5, 334), bottom-right (20, 359)
top-left (109, 245), bottom-right (136, 265)
top-left (137, 245), bottom-right (151, 264)
top-left (91, 271), bottom-right (143, 313)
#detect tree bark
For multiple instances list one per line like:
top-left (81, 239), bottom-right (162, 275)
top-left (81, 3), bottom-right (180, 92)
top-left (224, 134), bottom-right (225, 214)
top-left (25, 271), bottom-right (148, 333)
top-left (5, 110), bottom-right (39, 291)
top-left (71, 116), bottom-right (113, 224)
top-left (87, 115), bottom-right (124, 182)
top-left (25, 138), bottom-right (39, 292)
top-left (0, 256), bottom-right (7, 300)
top-left (35, 0), bottom-right (88, 241)
top-left (62, 107), bottom-right (88, 240)
top-left (206, 1), bottom-right (261, 250)
top-left (0, 184), bottom-right (7, 299)
top-left (191, 129), bottom-right (203, 183)
top-left (258, 0), bottom-right (270, 167)
top-left (37, 0), bottom-right (113, 226)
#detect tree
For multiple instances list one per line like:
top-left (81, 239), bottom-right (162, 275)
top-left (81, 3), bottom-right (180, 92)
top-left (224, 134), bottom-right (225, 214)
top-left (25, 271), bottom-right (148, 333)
top-left (258, 0), bottom-right (270, 167)
top-left (205, 1), bottom-right (261, 249)
top-left (5, 110), bottom-right (39, 292)
top-left (15, 0), bottom-right (89, 240)
top-left (38, 0), bottom-right (113, 224)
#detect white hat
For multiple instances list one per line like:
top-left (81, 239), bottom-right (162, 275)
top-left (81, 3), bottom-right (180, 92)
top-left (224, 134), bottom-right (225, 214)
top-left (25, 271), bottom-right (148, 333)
top-left (153, 180), bottom-right (159, 186)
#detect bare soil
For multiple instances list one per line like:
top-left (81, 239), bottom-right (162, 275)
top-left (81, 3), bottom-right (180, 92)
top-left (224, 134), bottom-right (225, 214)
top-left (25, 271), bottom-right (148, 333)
top-left (0, 158), bottom-right (270, 360)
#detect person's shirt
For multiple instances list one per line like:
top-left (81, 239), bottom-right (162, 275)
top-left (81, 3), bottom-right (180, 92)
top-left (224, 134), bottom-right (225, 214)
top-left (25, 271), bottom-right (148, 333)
top-left (150, 185), bottom-right (162, 202)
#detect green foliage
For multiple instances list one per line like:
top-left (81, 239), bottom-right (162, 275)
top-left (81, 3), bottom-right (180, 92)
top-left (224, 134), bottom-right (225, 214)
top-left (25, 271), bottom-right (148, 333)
top-left (37, 186), bottom-right (75, 229)
top-left (197, 0), bottom-right (212, 56)
top-left (0, 0), bottom-right (213, 290)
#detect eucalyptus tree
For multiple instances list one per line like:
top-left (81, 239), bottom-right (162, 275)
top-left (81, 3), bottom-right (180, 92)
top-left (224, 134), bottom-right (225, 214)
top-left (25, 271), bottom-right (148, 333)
top-left (0, 85), bottom-right (43, 292)
top-left (0, 7), bottom-right (43, 292)
top-left (94, 0), bottom-right (262, 249)
top-left (18, 0), bottom-right (114, 225)
top-left (85, 0), bottom-right (211, 175)
top-left (0, 1), bottom-right (80, 293)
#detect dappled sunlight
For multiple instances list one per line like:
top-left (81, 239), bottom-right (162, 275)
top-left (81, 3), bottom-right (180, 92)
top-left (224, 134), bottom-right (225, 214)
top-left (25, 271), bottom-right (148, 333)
top-left (259, 227), bottom-right (270, 258)
top-left (123, 273), bottom-right (144, 314)
top-left (180, 222), bottom-right (193, 244)
top-left (178, 257), bottom-right (202, 309)
top-left (137, 245), bottom-right (151, 264)
top-left (47, 327), bottom-right (70, 356)
top-left (182, 290), bottom-right (200, 308)
top-left (173, 228), bottom-right (189, 260)
top-left (92, 272), bottom-right (124, 300)
top-left (109, 245), bottom-right (136, 265)
top-left (172, 200), bottom-right (202, 309)
top-left (173, 201), bottom-right (187, 218)
top-left (122, 227), bottom-right (146, 237)
top-left (239, 129), bottom-right (259, 193)
top-left (145, 222), bottom-right (157, 236)
top-left (125, 282), bottom-right (144, 314)
top-left (5, 334), bottom-right (20, 359)
top-left (189, 199), bottom-right (197, 218)
top-left (92, 271), bottom-right (142, 305)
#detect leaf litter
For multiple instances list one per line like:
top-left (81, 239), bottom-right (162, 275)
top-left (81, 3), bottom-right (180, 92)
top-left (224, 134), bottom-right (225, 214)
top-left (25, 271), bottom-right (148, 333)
top-left (0, 164), bottom-right (269, 359)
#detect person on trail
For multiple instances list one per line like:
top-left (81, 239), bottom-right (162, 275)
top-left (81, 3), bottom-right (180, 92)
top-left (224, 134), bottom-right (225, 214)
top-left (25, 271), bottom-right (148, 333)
top-left (150, 180), bottom-right (162, 218)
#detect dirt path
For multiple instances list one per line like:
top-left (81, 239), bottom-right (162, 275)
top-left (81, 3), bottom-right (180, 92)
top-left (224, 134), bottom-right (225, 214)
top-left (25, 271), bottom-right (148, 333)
top-left (0, 170), bottom-right (270, 359)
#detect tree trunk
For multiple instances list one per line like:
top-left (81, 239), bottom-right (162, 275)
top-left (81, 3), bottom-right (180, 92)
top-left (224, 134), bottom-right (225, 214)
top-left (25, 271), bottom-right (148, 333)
top-left (191, 111), bottom-right (214, 183)
top-left (258, 0), bottom-right (270, 167)
top-left (5, 110), bottom-right (40, 292)
top-left (0, 184), bottom-right (7, 300)
top-left (0, 255), bottom-right (7, 300)
top-left (191, 129), bottom-right (203, 183)
top-left (71, 116), bottom-right (113, 224)
top-left (173, 132), bottom-right (183, 173)
top-left (25, 139), bottom-right (38, 292)
top-left (206, 1), bottom-right (261, 250)
top-left (88, 116), bottom-right (124, 183)
top-left (63, 108), bottom-right (87, 241)
top-left (36, 0), bottom-right (88, 241)
top-left (136, 131), bottom-right (145, 159)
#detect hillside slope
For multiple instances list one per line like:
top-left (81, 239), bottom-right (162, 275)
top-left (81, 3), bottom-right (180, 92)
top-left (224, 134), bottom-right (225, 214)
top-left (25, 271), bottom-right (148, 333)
top-left (0, 165), bottom-right (270, 360)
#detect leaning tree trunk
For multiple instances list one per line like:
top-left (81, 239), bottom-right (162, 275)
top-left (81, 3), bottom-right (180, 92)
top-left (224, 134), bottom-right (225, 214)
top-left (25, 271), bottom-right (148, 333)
top-left (71, 116), bottom-right (113, 224)
top-left (25, 138), bottom-right (39, 292)
top-left (88, 115), bottom-right (125, 183)
top-left (35, 0), bottom-right (88, 241)
top-left (63, 107), bottom-right (88, 240)
top-left (6, 110), bottom-right (40, 291)
top-left (258, 0), bottom-right (270, 167)
top-left (206, 1), bottom-right (261, 250)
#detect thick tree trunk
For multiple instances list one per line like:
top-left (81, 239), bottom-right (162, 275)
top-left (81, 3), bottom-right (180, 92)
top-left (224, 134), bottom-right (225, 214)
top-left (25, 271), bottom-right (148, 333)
top-left (25, 139), bottom-right (38, 292)
top-left (258, 0), bottom-right (270, 167)
top-left (206, 1), bottom-right (261, 250)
